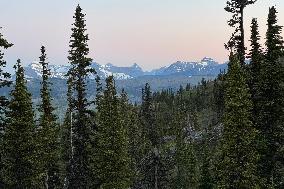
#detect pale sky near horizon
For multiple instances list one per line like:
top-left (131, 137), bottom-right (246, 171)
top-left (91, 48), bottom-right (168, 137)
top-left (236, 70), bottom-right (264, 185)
top-left (1, 0), bottom-right (284, 71)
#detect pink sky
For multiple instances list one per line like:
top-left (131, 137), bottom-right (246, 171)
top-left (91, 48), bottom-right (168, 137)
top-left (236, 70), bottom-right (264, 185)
top-left (1, 0), bottom-right (284, 71)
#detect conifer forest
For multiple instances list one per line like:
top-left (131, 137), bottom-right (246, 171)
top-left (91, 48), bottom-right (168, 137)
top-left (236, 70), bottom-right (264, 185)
top-left (0, 1), bottom-right (284, 188)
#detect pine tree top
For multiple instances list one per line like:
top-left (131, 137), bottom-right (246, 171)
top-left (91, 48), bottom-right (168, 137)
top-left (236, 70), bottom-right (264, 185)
top-left (266, 6), bottom-right (284, 58)
top-left (68, 4), bottom-right (93, 68)
top-left (38, 46), bottom-right (56, 123)
top-left (249, 18), bottom-right (262, 57)
top-left (225, 0), bottom-right (257, 12)
top-left (13, 59), bottom-right (27, 91)
top-left (224, 0), bottom-right (258, 65)
top-left (0, 28), bottom-right (13, 89)
top-left (67, 4), bottom-right (95, 114)
top-left (9, 59), bottom-right (34, 118)
top-left (0, 28), bottom-right (13, 49)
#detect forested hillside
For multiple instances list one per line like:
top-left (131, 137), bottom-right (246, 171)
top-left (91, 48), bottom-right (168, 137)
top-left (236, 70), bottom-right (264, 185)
top-left (0, 1), bottom-right (283, 188)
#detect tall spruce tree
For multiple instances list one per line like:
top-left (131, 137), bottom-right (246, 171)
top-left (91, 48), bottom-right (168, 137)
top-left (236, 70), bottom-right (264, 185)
top-left (213, 71), bottom-right (226, 124)
top-left (218, 55), bottom-right (259, 188)
top-left (174, 92), bottom-right (198, 188)
top-left (225, 0), bottom-right (257, 64)
top-left (60, 76), bottom-right (74, 188)
top-left (199, 126), bottom-right (215, 189)
top-left (140, 83), bottom-right (156, 188)
top-left (1, 59), bottom-right (39, 188)
top-left (127, 103), bottom-right (144, 189)
top-left (247, 18), bottom-right (267, 187)
top-left (0, 28), bottom-right (13, 187)
top-left (94, 76), bottom-right (131, 188)
top-left (0, 28), bottom-right (13, 129)
top-left (37, 46), bottom-right (60, 188)
top-left (257, 6), bottom-right (284, 187)
top-left (248, 18), bottom-right (263, 115)
top-left (66, 4), bottom-right (95, 187)
top-left (139, 83), bottom-right (168, 189)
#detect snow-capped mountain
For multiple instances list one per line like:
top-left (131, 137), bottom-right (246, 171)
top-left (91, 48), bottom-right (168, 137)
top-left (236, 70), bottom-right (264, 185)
top-left (24, 62), bottom-right (69, 79)
top-left (23, 61), bottom-right (144, 80)
top-left (89, 62), bottom-right (144, 80)
top-left (21, 57), bottom-right (227, 80)
top-left (148, 57), bottom-right (227, 76)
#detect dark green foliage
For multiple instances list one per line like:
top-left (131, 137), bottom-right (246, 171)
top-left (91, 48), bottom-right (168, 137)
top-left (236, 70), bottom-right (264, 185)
top-left (0, 29), bottom-right (13, 91)
top-left (66, 4), bottom-right (96, 187)
top-left (225, 0), bottom-right (257, 64)
top-left (0, 2), bottom-right (284, 189)
top-left (255, 6), bottom-right (284, 187)
top-left (139, 83), bottom-right (166, 189)
top-left (127, 104), bottom-right (145, 188)
top-left (266, 6), bottom-right (284, 60)
top-left (248, 18), bottom-right (263, 121)
top-left (0, 28), bottom-right (13, 126)
top-left (213, 71), bottom-right (226, 123)
top-left (1, 60), bottom-right (39, 187)
top-left (67, 4), bottom-right (94, 114)
top-left (174, 92), bottom-right (198, 188)
top-left (199, 128), bottom-right (215, 189)
top-left (94, 76), bottom-right (131, 188)
top-left (60, 77), bottom-right (73, 188)
top-left (0, 27), bottom-right (13, 187)
top-left (37, 46), bottom-right (61, 188)
top-left (218, 55), bottom-right (259, 188)
top-left (141, 83), bottom-right (157, 147)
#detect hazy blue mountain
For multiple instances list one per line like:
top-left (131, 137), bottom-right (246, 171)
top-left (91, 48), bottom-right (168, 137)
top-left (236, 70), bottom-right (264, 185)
top-left (3, 57), bottom-right (228, 119)
top-left (20, 57), bottom-right (227, 81)
top-left (148, 57), bottom-right (227, 76)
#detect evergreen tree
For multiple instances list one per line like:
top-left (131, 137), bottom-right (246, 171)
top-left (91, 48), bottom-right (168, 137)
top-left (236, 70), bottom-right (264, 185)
top-left (94, 76), bottom-right (131, 188)
top-left (257, 6), bottom-right (284, 187)
top-left (60, 76), bottom-right (74, 188)
top-left (140, 83), bottom-right (156, 188)
top-left (247, 18), bottom-right (267, 187)
top-left (0, 28), bottom-right (13, 129)
top-left (37, 46), bottom-right (60, 188)
top-left (218, 55), bottom-right (259, 188)
top-left (118, 88), bottom-right (138, 186)
top-left (127, 104), bottom-right (144, 189)
top-left (174, 92), bottom-right (198, 188)
top-left (266, 6), bottom-right (284, 60)
top-left (95, 75), bottom-right (103, 106)
top-left (1, 60), bottom-right (39, 187)
top-left (213, 71), bottom-right (226, 123)
top-left (139, 83), bottom-right (169, 189)
top-left (66, 4), bottom-right (95, 187)
top-left (0, 27), bottom-right (13, 187)
top-left (140, 84), bottom-right (157, 149)
top-left (199, 126), bottom-right (215, 189)
top-left (225, 0), bottom-right (257, 64)
top-left (185, 83), bottom-right (191, 91)
top-left (248, 18), bottom-right (263, 117)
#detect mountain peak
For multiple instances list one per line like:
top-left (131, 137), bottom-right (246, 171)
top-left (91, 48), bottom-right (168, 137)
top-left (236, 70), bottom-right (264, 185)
top-left (105, 63), bottom-right (113, 67)
top-left (132, 63), bottom-right (139, 67)
top-left (131, 63), bottom-right (142, 70)
top-left (201, 57), bottom-right (218, 65)
top-left (17, 58), bottom-right (227, 81)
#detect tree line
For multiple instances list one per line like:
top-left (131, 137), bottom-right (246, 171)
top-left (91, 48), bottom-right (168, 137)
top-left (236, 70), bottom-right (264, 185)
top-left (0, 1), bottom-right (283, 188)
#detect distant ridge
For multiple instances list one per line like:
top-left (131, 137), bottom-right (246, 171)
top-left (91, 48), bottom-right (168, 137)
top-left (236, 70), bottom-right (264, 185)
top-left (18, 57), bottom-right (227, 80)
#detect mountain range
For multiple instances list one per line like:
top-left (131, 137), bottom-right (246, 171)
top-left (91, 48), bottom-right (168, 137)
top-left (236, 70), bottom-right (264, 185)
top-left (1, 57), bottom-right (228, 119)
top-left (21, 57), bottom-right (227, 80)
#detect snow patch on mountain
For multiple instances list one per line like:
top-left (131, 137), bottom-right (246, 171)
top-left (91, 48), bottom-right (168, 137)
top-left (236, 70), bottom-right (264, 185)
top-left (26, 61), bottom-right (69, 79)
top-left (20, 57), bottom-right (227, 80)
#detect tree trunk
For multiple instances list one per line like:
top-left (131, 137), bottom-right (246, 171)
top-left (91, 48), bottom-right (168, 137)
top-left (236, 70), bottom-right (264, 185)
top-left (155, 163), bottom-right (158, 189)
top-left (45, 173), bottom-right (49, 189)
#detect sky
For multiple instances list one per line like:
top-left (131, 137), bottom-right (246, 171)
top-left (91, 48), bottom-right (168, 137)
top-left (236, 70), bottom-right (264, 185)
top-left (1, 0), bottom-right (284, 71)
